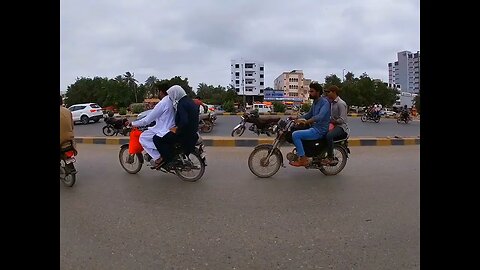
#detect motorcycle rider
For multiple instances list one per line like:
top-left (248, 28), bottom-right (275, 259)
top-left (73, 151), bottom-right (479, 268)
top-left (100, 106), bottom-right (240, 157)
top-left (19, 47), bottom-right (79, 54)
top-left (60, 95), bottom-right (77, 173)
top-left (400, 105), bottom-right (409, 120)
top-left (289, 82), bottom-right (331, 167)
top-left (322, 85), bottom-right (350, 165)
top-left (153, 85), bottom-right (199, 166)
top-left (128, 82), bottom-right (175, 168)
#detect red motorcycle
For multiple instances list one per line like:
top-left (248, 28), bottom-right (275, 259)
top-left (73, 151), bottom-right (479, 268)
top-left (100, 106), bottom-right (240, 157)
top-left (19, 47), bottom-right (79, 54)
top-left (60, 141), bottom-right (77, 187)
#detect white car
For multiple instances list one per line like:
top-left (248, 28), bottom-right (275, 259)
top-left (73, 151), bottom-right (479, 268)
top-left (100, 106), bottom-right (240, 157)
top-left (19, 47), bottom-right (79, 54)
top-left (68, 103), bottom-right (104, 124)
top-left (380, 108), bottom-right (397, 117)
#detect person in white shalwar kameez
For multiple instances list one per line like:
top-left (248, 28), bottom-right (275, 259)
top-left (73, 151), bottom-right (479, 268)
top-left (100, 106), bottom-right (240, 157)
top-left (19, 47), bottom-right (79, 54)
top-left (130, 85), bottom-right (175, 162)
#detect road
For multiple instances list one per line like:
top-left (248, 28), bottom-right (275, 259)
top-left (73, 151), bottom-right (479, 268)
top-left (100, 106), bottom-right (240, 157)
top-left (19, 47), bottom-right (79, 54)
top-left (61, 144), bottom-right (420, 269)
top-left (74, 115), bottom-right (420, 138)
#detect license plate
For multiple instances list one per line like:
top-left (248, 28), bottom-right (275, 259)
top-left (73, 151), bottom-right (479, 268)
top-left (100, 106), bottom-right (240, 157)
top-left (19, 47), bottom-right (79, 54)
top-left (65, 158), bottom-right (76, 164)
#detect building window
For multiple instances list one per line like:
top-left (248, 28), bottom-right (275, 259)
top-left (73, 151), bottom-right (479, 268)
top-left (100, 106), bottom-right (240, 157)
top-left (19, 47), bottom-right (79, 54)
top-left (260, 66), bottom-right (264, 71)
top-left (235, 80), bottom-right (239, 84)
top-left (235, 72), bottom-right (239, 76)
top-left (235, 64), bottom-right (239, 68)
top-left (260, 90), bottom-right (264, 93)
top-left (236, 88), bottom-right (240, 92)
top-left (245, 63), bottom-right (254, 68)
top-left (260, 74), bottom-right (264, 78)
top-left (260, 82), bottom-right (264, 85)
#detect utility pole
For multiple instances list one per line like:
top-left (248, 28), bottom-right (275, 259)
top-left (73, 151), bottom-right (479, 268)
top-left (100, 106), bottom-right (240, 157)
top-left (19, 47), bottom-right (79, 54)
top-left (342, 69), bottom-right (345, 83)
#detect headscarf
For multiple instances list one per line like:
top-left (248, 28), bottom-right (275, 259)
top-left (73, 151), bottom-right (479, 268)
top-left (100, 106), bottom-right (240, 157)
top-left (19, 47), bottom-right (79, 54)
top-left (167, 85), bottom-right (187, 112)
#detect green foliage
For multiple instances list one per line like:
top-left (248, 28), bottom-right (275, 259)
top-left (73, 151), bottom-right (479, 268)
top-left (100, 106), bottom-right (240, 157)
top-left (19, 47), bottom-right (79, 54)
top-left (130, 103), bottom-right (146, 114)
top-left (119, 107), bottom-right (127, 115)
top-left (223, 100), bottom-right (235, 112)
top-left (301, 102), bottom-right (312, 113)
top-left (324, 74), bottom-right (342, 89)
top-left (272, 101), bottom-right (286, 113)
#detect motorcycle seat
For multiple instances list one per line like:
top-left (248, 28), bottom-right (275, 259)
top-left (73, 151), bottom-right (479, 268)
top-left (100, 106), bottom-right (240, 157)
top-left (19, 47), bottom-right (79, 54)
top-left (257, 117), bottom-right (280, 124)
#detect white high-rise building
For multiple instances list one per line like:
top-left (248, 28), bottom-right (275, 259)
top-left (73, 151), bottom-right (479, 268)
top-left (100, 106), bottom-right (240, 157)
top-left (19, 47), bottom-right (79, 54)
top-left (230, 59), bottom-right (265, 103)
top-left (388, 51), bottom-right (420, 93)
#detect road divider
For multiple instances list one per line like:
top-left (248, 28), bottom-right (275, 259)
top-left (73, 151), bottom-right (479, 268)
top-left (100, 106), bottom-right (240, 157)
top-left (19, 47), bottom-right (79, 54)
top-left (75, 136), bottom-right (420, 147)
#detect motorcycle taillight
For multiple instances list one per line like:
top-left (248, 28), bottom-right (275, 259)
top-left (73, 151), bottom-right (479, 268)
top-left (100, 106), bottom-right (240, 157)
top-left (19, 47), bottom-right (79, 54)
top-left (65, 150), bottom-right (75, 158)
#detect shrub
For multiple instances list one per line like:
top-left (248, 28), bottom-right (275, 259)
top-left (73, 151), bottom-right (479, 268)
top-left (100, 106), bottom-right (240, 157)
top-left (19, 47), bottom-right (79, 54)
top-left (272, 102), bottom-right (286, 113)
top-left (223, 100), bottom-right (235, 113)
top-left (130, 103), bottom-right (146, 114)
top-left (119, 107), bottom-right (127, 115)
top-left (301, 103), bottom-right (312, 113)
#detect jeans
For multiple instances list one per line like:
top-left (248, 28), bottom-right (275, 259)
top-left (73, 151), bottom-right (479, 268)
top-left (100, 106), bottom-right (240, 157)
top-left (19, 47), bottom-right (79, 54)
top-left (291, 128), bottom-right (323, 157)
top-left (325, 126), bottom-right (348, 158)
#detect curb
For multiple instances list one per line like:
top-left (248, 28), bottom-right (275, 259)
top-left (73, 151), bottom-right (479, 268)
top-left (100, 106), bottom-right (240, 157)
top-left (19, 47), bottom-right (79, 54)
top-left (113, 113), bottom-right (418, 119)
top-left (75, 136), bottom-right (420, 147)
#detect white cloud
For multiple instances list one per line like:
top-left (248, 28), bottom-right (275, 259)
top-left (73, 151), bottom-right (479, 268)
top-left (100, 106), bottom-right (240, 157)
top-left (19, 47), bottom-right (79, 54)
top-left (60, 0), bottom-right (419, 91)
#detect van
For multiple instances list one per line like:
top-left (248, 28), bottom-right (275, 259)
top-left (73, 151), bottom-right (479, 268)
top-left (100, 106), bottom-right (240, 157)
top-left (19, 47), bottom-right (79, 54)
top-left (252, 103), bottom-right (271, 113)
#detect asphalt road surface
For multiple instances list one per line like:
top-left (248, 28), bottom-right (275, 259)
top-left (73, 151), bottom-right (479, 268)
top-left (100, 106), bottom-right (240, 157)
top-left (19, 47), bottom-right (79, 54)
top-left (61, 144), bottom-right (420, 269)
top-left (75, 115), bottom-right (420, 138)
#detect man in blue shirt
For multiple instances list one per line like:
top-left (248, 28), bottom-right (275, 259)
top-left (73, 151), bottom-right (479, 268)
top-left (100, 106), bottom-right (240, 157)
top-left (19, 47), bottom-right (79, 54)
top-left (289, 82), bottom-right (331, 167)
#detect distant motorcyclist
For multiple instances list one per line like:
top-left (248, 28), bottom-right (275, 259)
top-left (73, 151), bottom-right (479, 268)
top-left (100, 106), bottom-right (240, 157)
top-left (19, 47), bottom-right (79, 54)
top-left (400, 105), bottom-right (409, 120)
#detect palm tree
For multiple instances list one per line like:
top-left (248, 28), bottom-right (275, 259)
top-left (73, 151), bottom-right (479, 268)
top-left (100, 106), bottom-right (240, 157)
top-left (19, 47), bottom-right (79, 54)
top-left (144, 76), bottom-right (158, 98)
top-left (124, 71), bottom-right (139, 102)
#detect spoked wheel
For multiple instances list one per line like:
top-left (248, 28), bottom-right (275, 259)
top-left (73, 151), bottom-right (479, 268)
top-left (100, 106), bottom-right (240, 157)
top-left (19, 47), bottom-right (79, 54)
top-left (248, 145), bottom-right (282, 178)
top-left (102, 125), bottom-right (116, 136)
top-left (397, 117), bottom-right (402, 124)
top-left (319, 145), bottom-right (348, 176)
top-left (119, 147), bottom-right (143, 174)
top-left (231, 126), bottom-right (246, 137)
top-left (60, 162), bottom-right (76, 187)
top-left (360, 114), bottom-right (367, 122)
top-left (175, 152), bottom-right (206, 182)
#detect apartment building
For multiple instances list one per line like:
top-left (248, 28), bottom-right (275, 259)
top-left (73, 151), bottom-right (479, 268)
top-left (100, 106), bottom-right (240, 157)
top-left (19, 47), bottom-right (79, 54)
top-left (273, 70), bottom-right (311, 103)
top-left (388, 50), bottom-right (420, 93)
top-left (230, 59), bottom-right (265, 104)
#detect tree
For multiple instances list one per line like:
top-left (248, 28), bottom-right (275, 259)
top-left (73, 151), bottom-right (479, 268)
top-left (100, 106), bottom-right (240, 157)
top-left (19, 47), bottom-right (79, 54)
top-left (124, 72), bottom-right (139, 102)
top-left (413, 95), bottom-right (420, 114)
top-left (324, 74), bottom-right (342, 89)
top-left (144, 76), bottom-right (159, 98)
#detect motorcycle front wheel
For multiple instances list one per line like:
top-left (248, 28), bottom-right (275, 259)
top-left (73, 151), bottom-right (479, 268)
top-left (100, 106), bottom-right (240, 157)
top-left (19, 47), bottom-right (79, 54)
top-left (119, 147), bottom-right (143, 174)
top-left (231, 126), bottom-right (246, 137)
top-left (360, 114), bottom-right (367, 122)
top-left (248, 145), bottom-right (282, 178)
top-left (201, 121), bottom-right (213, 133)
top-left (102, 125), bottom-right (116, 136)
top-left (175, 152), bottom-right (206, 182)
top-left (60, 162), bottom-right (76, 187)
top-left (319, 145), bottom-right (348, 176)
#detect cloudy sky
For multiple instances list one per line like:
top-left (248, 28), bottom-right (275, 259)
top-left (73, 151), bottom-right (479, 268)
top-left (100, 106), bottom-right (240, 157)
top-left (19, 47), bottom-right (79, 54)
top-left (60, 0), bottom-right (419, 92)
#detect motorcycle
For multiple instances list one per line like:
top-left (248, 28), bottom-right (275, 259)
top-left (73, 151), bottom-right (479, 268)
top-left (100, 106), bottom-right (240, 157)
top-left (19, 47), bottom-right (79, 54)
top-left (60, 140), bottom-right (77, 187)
top-left (247, 117), bottom-right (350, 178)
top-left (102, 116), bottom-right (131, 136)
top-left (360, 109), bottom-right (381, 123)
top-left (231, 111), bottom-right (280, 137)
top-left (118, 127), bottom-right (207, 182)
top-left (198, 112), bottom-right (215, 133)
top-left (397, 112), bottom-right (412, 124)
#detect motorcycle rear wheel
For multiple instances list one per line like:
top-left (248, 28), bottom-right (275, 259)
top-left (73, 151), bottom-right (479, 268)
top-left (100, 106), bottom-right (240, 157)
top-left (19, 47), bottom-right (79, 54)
top-left (102, 125), bottom-right (116, 136)
top-left (248, 145), bottom-right (282, 178)
top-left (175, 152), bottom-right (205, 182)
top-left (231, 126), bottom-right (246, 137)
top-left (360, 115), bottom-right (367, 122)
top-left (319, 145), bottom-right (348, 176)
top-left (60, 163), bottom-right (76, 187)
top-left (119, 147), bottom-right (143, 174)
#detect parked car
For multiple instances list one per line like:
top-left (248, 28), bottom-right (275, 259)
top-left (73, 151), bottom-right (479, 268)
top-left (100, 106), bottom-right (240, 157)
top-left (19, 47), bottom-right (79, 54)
top-left (68, 103), bottom-right (104, 124)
